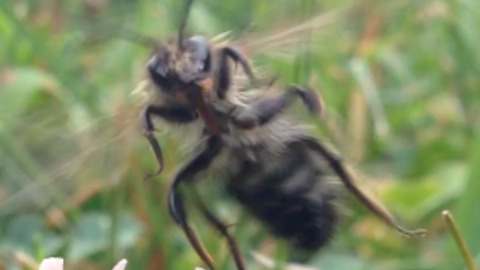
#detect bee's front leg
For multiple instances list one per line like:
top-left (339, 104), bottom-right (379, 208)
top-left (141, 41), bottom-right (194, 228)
top-left (168, 135), bottom-right (222, 269)
top-left (141, 105), bottom-right (198, 177)
top-left (141, 105), bottom-right (166, 177)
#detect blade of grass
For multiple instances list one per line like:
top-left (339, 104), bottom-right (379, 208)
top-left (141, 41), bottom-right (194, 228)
top-left (442, 210), bottom-right (478, 270)
top-left (454, 130), bottom-right (480, 256)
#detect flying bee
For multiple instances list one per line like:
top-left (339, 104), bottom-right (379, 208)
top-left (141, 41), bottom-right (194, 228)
top-left (134, 0), bottom-right (427, 269)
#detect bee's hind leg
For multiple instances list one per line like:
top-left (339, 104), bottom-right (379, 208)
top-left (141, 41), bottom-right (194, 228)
top-left (192, 193), bottom-right (246, 270)
top-left (168, 135), bottom-right (222, 269)
top-left (301, 137), bottom-right (427, 238)
top-left (229, 85), bottom-right (323, 129)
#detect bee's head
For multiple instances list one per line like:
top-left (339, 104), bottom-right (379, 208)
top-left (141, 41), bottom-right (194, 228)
top-left (145, 0), bottom-right (219, 134)
top-left (147, 35), bottom-right (218, 134)
top-left (147, 35), bottom-right (211, 91)
top-left (147, 0), bottom-right (211, 92)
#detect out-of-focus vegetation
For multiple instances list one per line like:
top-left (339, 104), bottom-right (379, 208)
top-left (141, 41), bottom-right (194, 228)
top-left (1, 0), bottom-right (479, 269)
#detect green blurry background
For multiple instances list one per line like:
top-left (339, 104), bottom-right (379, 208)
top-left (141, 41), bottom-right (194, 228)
top-left (1, 0), bottom-right (479, 269)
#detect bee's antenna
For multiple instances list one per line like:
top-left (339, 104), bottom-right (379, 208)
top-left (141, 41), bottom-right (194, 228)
top-left (177, 0), bottom-right (195, 50)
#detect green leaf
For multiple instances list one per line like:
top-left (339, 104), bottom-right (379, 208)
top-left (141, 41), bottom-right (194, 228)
top-left (1, 214), bottom-right (62, 257)
top-left (116, 212), bottom-right (142, 249)
top-left (310, 252), bottom-right (377, 270)
top-left (382, 163), bottom-right (466, 222)
top-left (67, 212), bottom-right (141, 260)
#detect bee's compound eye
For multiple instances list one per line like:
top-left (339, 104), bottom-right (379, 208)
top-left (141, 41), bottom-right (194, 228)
top-left (186, 35), bottom-right (211, 72)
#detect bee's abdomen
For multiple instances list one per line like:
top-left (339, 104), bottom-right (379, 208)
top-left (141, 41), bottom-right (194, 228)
top-left (227, 141), bottom-right (338, 251)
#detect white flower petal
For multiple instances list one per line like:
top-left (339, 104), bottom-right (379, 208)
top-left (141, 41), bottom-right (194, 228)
top-left (111, 259), bottom-right (128, 270)
top-left (38, 257), bottom-right (64, 270)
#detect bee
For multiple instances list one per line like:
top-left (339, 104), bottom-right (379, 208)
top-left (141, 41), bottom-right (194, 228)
top-left (136, 0), bottom-right (427, 269)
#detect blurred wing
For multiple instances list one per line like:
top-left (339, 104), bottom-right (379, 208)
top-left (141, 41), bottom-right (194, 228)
top-left (0, 99), bottom-right (142, 219)
top-left (235, 5), bottom-right (351, 55)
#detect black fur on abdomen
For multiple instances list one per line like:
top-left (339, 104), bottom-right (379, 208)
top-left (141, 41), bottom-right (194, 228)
top-left (226, 140), bottom-right (338, 251)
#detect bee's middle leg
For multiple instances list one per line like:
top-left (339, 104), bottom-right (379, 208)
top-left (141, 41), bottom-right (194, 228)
top-left (168, 135), bottom-right (222, 269)
top-left (229, 85), bottom-right (323, 129)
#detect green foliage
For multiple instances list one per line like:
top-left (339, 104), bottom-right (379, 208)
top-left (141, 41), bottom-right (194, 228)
top-left (0, 0), bottom-right (479, 269)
